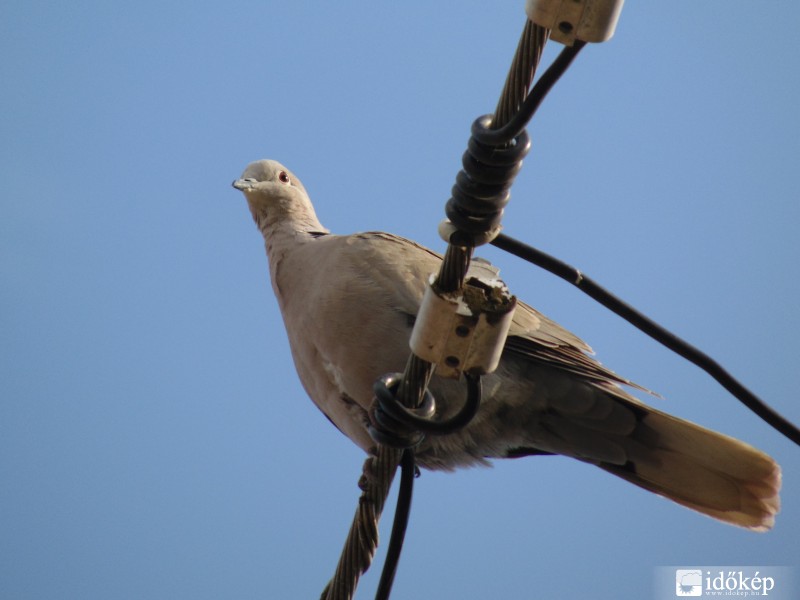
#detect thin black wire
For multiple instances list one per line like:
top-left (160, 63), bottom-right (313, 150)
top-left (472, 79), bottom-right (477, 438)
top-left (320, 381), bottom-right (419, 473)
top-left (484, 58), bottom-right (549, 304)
top-left (475, 40), bottom-right (586, 146)
top-left (374, 449), bottom-right (416, 600)
top-left (371, 375), bottom-right (482, 599)
top-left (373, 373), bottom-right (482, 436)
top-left (491, 232), bottom-right (800, 447)
top-left (329, 22), bottom-right (552, 600)
top-left (366, 27), bottom-right (799, 600)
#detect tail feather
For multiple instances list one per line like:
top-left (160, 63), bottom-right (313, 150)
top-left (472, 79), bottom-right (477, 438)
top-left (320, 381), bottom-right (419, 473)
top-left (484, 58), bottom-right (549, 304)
top-left (599, 403), bottom-right (781, 531)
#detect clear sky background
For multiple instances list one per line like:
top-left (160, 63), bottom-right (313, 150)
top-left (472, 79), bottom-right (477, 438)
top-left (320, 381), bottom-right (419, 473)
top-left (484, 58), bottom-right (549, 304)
top-left (2, 3), bottom-right (799, 599)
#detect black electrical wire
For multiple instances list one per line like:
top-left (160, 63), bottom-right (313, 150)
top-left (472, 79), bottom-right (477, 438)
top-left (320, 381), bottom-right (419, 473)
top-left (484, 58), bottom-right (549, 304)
top-left (491, 232), bottom-right (800, 447)
top-left (475, 39), bottom-right (586, 146)
top-left (356, 24), bottom-right (797, 600)
top-left (443, 41), bottom-right (586, 251)
top-left (372, 373), bottom-right (482, 438)
top-left (370, 374), bottom-right (482, 597)
top-left (374, 449), bottom-right (416, 600)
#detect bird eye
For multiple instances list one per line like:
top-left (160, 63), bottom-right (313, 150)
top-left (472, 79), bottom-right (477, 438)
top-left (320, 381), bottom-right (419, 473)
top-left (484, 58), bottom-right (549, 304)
top-left (278, 171), bottom-right (290, 184)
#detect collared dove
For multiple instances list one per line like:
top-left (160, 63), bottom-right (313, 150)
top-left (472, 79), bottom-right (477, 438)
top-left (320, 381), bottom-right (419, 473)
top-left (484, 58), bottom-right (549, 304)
top-left (233, 159), bottom-right (780, 531)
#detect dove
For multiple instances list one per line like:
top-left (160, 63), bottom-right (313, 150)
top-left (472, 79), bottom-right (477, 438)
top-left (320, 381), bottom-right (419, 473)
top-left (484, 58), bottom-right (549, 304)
top-left (233, 159), bottom-right (780, 531)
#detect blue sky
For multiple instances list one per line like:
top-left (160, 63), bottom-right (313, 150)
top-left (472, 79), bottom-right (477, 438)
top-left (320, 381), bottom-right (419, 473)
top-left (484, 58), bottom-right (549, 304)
top-left (2, 3), bottom-right (799, 599)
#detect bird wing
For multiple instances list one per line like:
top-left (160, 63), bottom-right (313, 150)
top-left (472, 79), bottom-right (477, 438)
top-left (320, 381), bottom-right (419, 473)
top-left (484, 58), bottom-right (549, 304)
top-left (362, 231), bottom-right (652, 397)
top-left (506, 300), bottom-right (655, 397)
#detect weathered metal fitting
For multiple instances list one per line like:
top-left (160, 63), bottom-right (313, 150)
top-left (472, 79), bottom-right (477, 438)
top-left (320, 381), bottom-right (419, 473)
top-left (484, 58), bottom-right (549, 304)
top-left (525, 0), bottom-right (625, 45)
top-left (410, 267), bottom-right (517, 379)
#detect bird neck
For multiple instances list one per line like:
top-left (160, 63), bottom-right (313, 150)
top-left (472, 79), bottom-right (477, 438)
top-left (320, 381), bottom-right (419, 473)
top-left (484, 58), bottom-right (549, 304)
top-left (251, 202), bottom-right (328, 239)
top-left (253, 207), bottom-right (328, 265)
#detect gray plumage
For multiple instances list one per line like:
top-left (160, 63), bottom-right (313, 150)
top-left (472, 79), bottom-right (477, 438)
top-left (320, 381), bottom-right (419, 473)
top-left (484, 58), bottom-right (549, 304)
top-left (233, 159), bottom-right (781, 531)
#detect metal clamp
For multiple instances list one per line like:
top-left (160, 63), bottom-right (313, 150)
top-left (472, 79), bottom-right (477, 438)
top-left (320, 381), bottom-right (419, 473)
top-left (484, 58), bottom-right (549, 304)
top-left (410, 262), bottom-right (516, 379)
top-left (525, 0), bottom-right (625, 45)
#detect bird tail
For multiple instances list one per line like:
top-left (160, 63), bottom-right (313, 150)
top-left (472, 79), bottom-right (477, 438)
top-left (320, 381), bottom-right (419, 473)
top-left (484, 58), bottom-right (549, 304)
top-left (596, 400), bottom-right (781, 531)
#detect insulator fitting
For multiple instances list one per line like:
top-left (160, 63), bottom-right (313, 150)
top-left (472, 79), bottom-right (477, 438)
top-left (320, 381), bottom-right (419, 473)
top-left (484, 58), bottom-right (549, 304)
top-left (443, 116), bottom-right (531, 247)
top-left (525, 0), bottom-right (624, 46)
top-left (409, 262), bottom-right (517, 379)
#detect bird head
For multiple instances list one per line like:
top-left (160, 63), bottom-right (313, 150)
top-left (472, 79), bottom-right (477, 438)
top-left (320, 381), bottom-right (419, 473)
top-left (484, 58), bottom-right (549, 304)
top-left (232, 159), bottom-right (325, 235)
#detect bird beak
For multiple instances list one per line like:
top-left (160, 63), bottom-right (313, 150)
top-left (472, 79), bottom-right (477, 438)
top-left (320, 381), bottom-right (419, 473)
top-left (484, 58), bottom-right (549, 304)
top-left (232, 178), bottom-right (254, 191)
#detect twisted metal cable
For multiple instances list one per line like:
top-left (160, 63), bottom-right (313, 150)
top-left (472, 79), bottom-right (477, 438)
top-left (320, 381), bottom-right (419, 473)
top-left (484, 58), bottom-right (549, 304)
top-left (320, 21), bottom-right (550, 600)
top-left (494, 19), bottom-right (549, 128)
top-left (320, 446), bottom-right (402, 600)
top-left (321, 355), bottom-right (432, 600)
top-left (438, 22), bottom-right (548, 292)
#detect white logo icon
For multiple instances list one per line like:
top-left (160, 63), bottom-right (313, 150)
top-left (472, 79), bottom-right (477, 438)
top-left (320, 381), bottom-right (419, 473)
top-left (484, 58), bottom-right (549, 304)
top-left (675, 569), bottom-right (703, 596)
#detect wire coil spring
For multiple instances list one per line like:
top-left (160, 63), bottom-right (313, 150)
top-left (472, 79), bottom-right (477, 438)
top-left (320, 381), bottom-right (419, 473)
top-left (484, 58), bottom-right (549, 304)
top-left (444, 117), bottom-right (531, 246)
